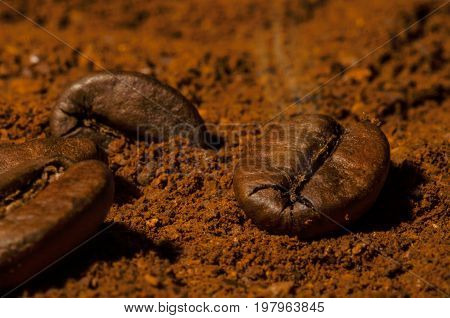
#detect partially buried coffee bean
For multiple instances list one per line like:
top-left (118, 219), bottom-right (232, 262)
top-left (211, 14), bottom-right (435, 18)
top-left (0, 138), bottom-right (114, 289)
top-left (233, 114), bottom-right (390, 239)
top-left (0, 137), bottom-right (105, 174)
top-left (50, 71), bottom-right (206, 149)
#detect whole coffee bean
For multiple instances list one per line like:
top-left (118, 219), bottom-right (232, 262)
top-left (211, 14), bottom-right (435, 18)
top-left (50, 71), bottom-right (206, 148)
top-left (0, 158), bottom-right (68, 215)
top-left (233, 114), bottom-right (390, 238)
top-left (0, 137), bottom-right (104, 174)
top-left (0, 160), bottom-right (114, 289)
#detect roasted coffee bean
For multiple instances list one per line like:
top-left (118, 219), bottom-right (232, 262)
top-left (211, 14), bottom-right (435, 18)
top-left (0, 160), bottom-right (114, 289)
top-left (0, 137), bottom-right (104, 174)
top-left (233, 114), bottom-right (390, 238)
top-left (0, 158), bottom-right (68, 216)
top-left (0, 137), bottom-right (111, 289)
top-left (50, 71), bottom-right (206, 148)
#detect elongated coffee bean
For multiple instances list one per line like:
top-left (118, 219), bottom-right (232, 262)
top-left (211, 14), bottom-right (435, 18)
top-left (0, 137), bottom-right (104, 174)
top-left (50, 71), bottom-right (206, 148)
top-left (233, 114), bottom-right (390, 238)
top-left (0, 160), bottom-right (114, 289)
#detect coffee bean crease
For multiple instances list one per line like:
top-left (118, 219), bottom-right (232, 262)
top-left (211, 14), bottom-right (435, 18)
top-left (234, 114), bottom-right (390, 238)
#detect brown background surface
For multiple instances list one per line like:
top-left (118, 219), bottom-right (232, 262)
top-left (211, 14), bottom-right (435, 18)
top-left (0, 0), bottom-right (448, 297)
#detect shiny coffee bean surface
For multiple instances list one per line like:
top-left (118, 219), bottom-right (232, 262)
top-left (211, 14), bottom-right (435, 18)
top-left (0, 137), bottom-right (104, 174)
top-left (0, 138), bottom-right (113, 289)
top-left (233, 114), bottom-right (390, 239)
top-left (50, 71), bottom-right (206, 148)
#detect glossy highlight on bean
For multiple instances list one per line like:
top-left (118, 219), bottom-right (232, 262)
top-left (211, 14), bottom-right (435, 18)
top-left (233, 114), bottom-right (390, 239)
top-left (50, 71), bottom-right (206, 148)
top-left (0, 138), bottom-right (113, 290)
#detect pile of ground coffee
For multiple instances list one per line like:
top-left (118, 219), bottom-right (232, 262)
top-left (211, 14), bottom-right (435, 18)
top-left (0, 0), bottom-right (448, 297)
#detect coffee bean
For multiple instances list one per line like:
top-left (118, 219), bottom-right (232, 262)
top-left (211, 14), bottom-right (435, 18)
top-left (0, 137), bottom-right (104, 174)
top-left (0, 138), bottom-right (112, 289)
top-left (50, 71), bottom-right (206, 148)
top-left (0, 160), bottom-right (114, 289)
top-left (233, 114), bottom-right (390, 238)
top-left (0, 158), bottom-right (68, 214)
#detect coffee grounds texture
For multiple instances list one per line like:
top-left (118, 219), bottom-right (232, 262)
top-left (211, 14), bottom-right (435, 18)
top-left (0, 0), bottom-right (448, 297)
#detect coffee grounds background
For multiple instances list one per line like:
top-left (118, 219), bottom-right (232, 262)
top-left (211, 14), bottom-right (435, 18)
top-left (0, 0), bottom-right (448, 297)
